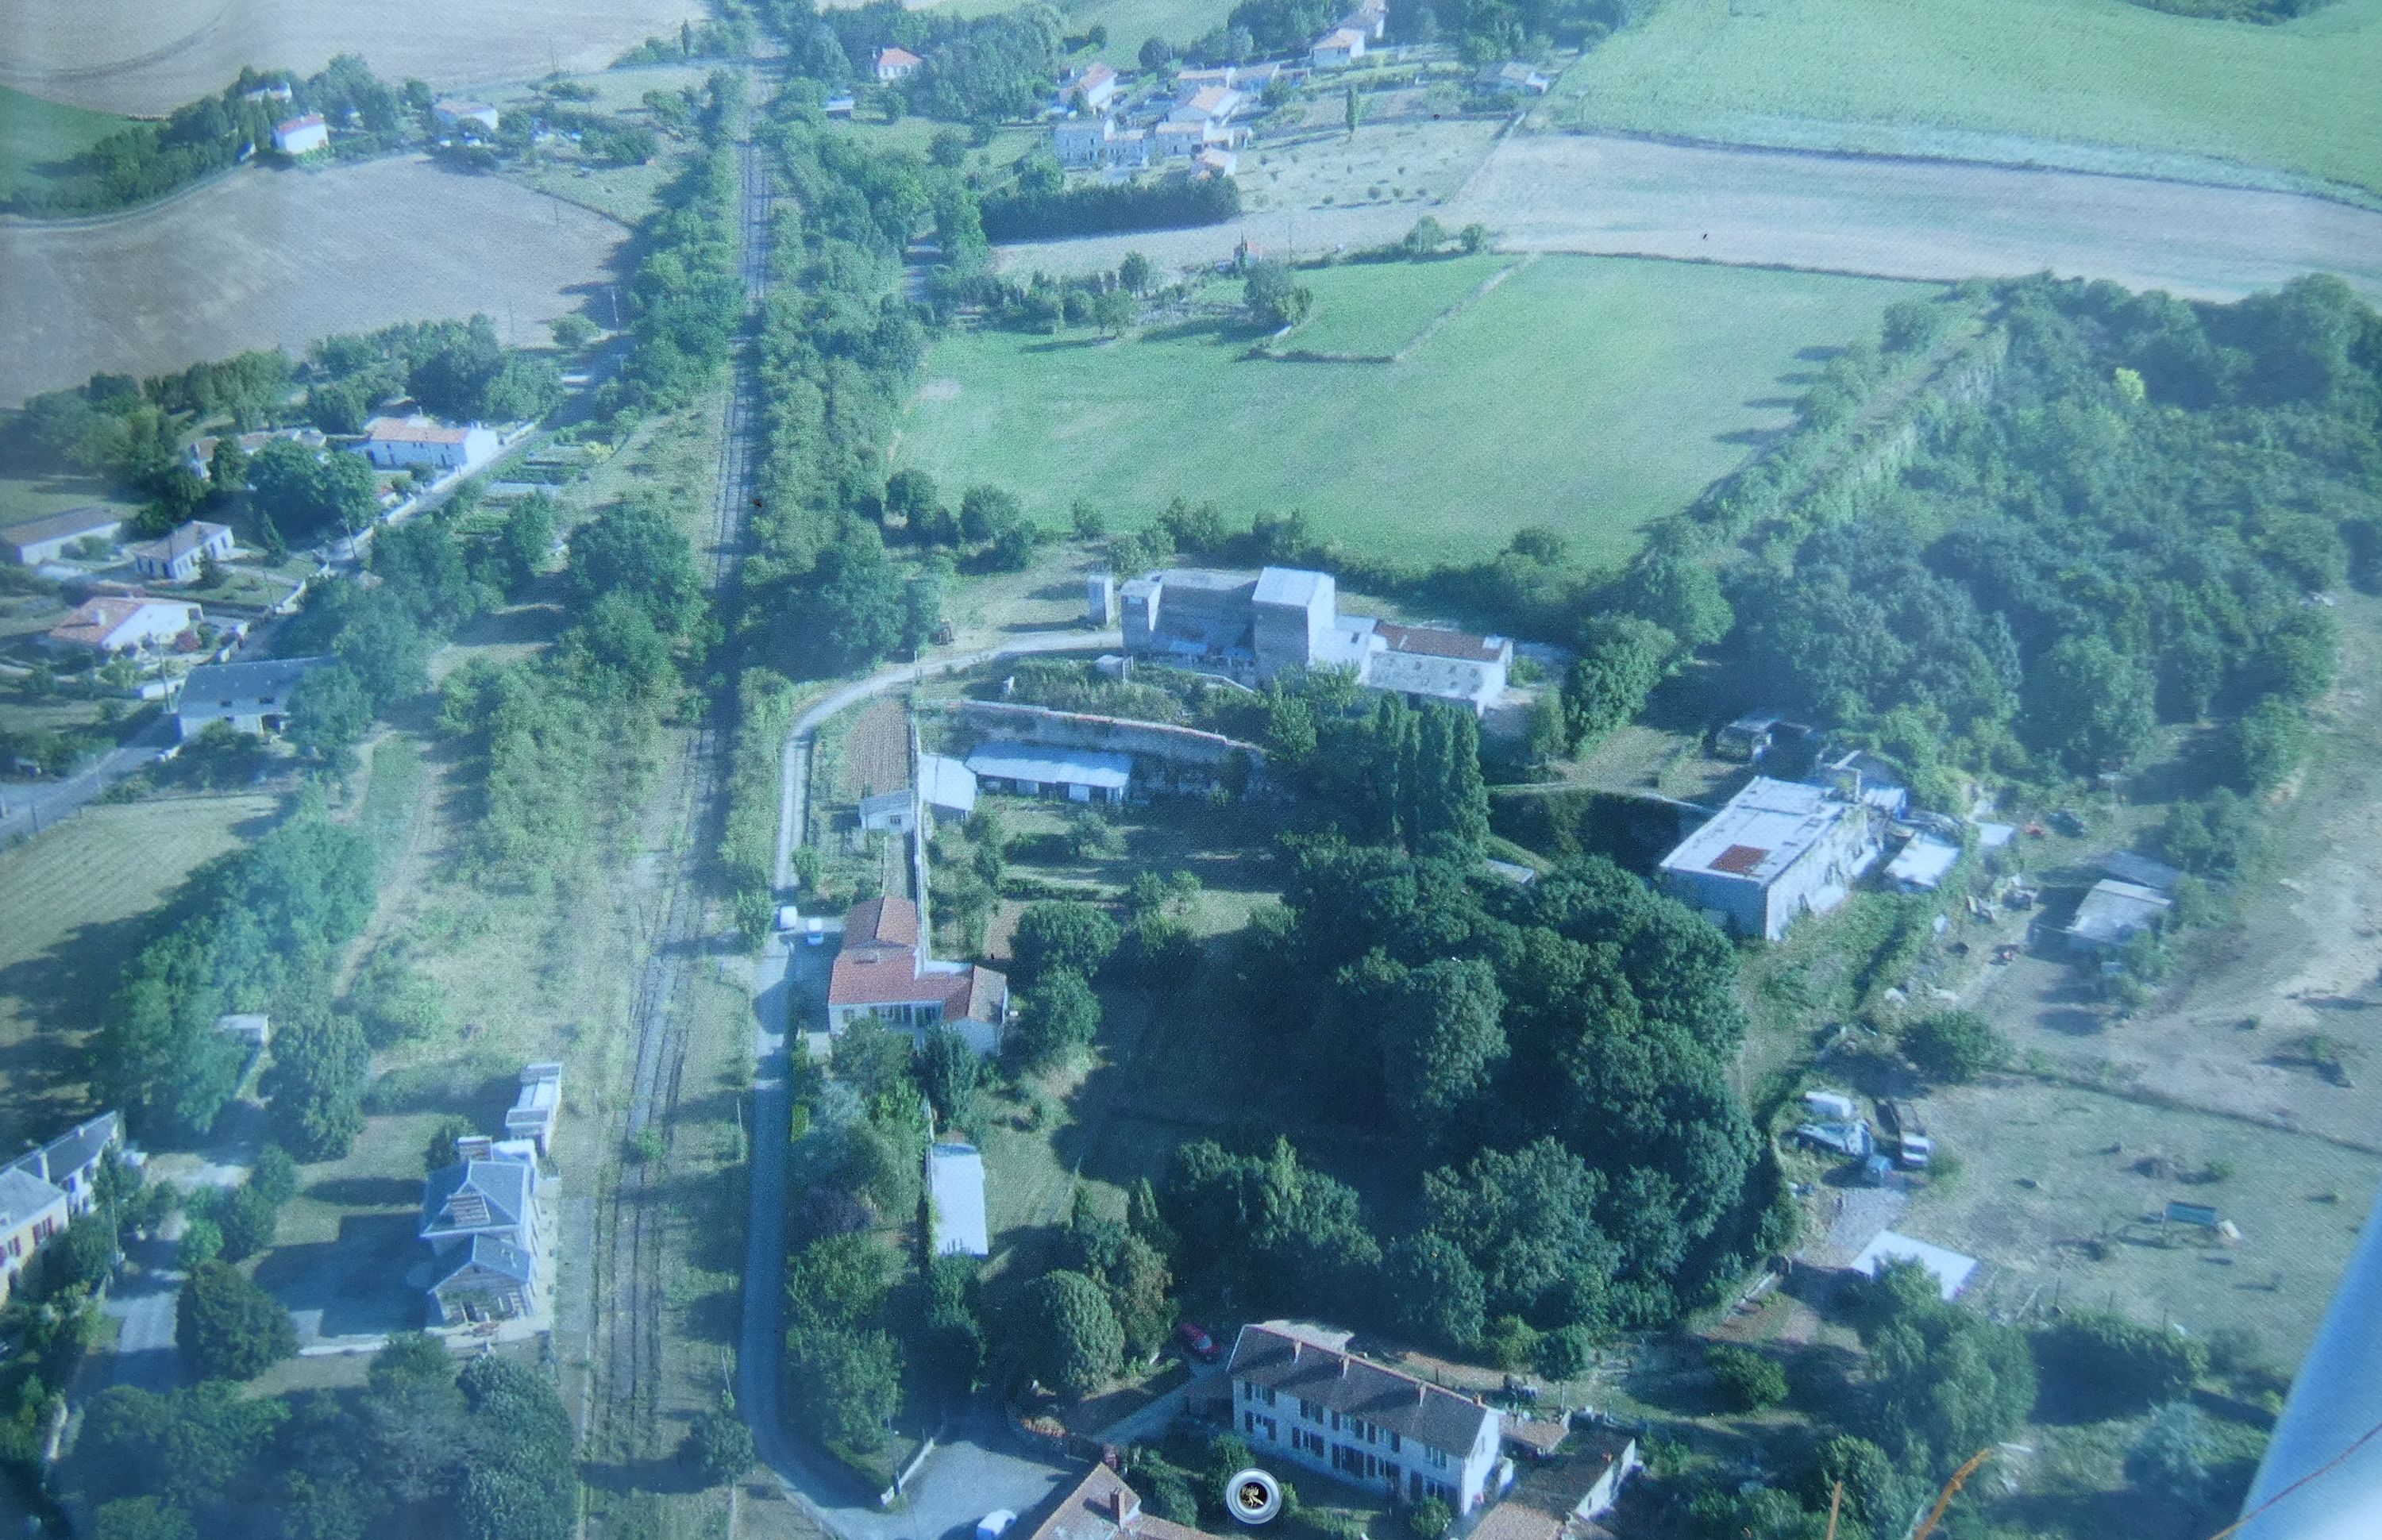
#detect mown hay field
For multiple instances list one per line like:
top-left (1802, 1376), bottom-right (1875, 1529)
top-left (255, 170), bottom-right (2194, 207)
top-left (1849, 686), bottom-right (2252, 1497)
top-left (0, 155), bottom-right (623, 405)
top-left (1271, 252), bottom-right (1510, 358)
top-left (0, 0), bottom-right (708, 117)
top-left (898, 254), bottom-right (1924, 568)
top-left (1561, 0), bottom-right (2382, 197)
top-left (0, 795), bottom-right (278, 1146)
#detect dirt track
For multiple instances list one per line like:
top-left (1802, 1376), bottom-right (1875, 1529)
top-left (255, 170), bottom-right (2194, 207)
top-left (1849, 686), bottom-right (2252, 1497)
top-left (997, 129), bottom-right (2382, 302)
top-left (0, 0), bottom-right (706, 116)
top-left (0, 156), bottom-right (622, 404)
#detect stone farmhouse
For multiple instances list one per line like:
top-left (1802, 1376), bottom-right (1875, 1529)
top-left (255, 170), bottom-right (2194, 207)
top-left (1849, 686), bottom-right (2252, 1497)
top-left (0, 1112), bottom-right (123, 1306)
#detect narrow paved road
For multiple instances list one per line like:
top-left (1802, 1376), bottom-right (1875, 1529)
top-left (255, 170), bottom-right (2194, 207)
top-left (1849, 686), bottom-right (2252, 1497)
top-left (0, 711), bottom-right (174, 845)
top-left (738, 935), bottom-right (1075, 1540)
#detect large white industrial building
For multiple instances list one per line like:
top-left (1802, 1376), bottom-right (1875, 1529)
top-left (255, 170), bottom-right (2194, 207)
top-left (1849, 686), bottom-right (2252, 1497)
top-left (1657, 777), bottom-right (1883, 940)
top-left (1116, 565), bottom-right (1512, 715)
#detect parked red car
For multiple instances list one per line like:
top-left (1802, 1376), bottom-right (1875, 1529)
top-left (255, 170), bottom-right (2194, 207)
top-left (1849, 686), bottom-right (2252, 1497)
top-left (1177, 1321), bottom-right (1219, 1361)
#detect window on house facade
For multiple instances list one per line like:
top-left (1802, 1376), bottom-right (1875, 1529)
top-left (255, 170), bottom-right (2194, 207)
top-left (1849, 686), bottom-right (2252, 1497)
top-left (1428, 1447), bottom-right (1448, 1470)
top-left (1389, 1432), bottom-right (1401, 1453)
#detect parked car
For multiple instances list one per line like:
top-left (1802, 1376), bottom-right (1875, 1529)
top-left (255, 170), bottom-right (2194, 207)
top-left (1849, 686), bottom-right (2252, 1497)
top-left (1178, 1321), bottom-right (1218, 1361)
top-left (806, 917), bottom-right (826, 946)
top-left (978, 1512), bottom-right (1016, 1540)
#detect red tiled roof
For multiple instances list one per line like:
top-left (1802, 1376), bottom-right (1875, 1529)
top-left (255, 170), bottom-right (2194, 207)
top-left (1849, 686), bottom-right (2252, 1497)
top-left (830, 949), bottom-right (928, 1007)
top-left (277, 112), bottom-right (326, 133)
top-left (1375, 621), bottom-right (1502, 662)
top-left (878, 46), bottom-right (922, 67)
top-left (843, 897), bottom-right (919, 950)
top-left (47, 597), bottom-right (195, 649)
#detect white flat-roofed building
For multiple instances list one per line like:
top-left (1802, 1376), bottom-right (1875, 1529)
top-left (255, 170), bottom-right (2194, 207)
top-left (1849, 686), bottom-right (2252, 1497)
top-left (1658, 777), bottom-right (1881, 940)
top-left (505, 1063), bottom-right (562, 1155)
top-left (357, 415), bottom-right (501, 473)
top-left (927, 1142), bottom-right (989, 1257)
top-left (966, 741), bottom-right (1131, 804)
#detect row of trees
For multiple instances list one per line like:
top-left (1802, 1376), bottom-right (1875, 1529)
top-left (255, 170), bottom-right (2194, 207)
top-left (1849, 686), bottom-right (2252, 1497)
top-left (438, 498), bottom-right (702, 886)
top-left (1687, 276), bottom-right (2377, 800)
top-left (979, 176), bottom-right (1243, 243)
top-left (97, 812), bottom-right (376, 1139)
top-left (611, 94), bottom-right (747, 414)
top-left (13, 57), bottom-right (413, 216)
top-left (1143, 827), bottom-right (1780, 1350)
top-left (73, 1334), bottom-right (575, 1540)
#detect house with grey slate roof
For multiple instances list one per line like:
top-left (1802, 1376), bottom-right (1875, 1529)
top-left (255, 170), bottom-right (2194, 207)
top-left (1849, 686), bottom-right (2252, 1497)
top-left (1226, 1320), bottom-right (1505, 1515)
top-left (420, 1147), bottom-right (545, 1324)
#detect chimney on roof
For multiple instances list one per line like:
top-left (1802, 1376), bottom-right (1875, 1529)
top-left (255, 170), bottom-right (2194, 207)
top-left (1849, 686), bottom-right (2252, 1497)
top-left (1291, 1340), bottom-right (1301, 1361)
top-left (1416, 1383), bottom-right (1427, 1405)
top-left (1113, 1488), bottom-right (1140, 1526)
top-left (1339, 1355), bottom-right (1350, 1380)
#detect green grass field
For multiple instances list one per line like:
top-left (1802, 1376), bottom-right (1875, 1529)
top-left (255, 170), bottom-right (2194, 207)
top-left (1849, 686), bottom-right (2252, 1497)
top-left (0, 85), bottom-right (126, 205)
top-left (1274, 253), bottom-right (1510, 357)
top-left (1562, 0), bottom-right (2382, 197)
top-left (0, 795), bottom-right (279, 1145)
top-left (899, 255), bottom-right (1925, 567)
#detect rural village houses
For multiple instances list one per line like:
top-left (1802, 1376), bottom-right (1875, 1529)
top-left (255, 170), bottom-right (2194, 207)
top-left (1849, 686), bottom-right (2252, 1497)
top-left (825, 896), bottom-right (1010, 1053)
top-left (4, 506), bottom-right (124, 567)
top-left (175, 655), bottom-right (329, 739)
top-left (44, 595), bottom-right (202, 657)
top-left (129, 520), bottom-right (234, 583)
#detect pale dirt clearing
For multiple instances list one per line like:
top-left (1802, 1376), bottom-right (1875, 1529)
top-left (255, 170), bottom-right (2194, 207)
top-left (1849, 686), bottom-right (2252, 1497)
top-left (0, 0), bottom-right (707, 117)
top-left (1964, 595), bottom-right (2382, 1154)
top-left (996, 129), bottom-right (2382, 302)
top-left (0, 156), bottom-right (623, 404)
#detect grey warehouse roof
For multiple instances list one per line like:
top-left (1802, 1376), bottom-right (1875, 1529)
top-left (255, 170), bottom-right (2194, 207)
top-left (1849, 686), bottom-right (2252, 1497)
top-left (2066, 879), bottom-right (2172, 946)
top-left (1228, 1320), bottom-right (1496, 1456)
top-left (421, 1157), bottom-right (530, 1238)
top-left (1253, 566), bottom-right (1332, 607)
top-left (965, 741), bottom-right (1131, 791)
top-left (919, 753), bottom-right (977, 814)
top-left (181, 655), bottom-right (331, 703)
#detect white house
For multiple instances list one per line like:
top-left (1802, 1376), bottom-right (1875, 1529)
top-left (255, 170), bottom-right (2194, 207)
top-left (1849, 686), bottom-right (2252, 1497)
top-left (1657, 777), bottom-right (1882, 940)
top-left (176, 655), bottom-right (330, 738)
top-left (826, 897), bottom-right (1009, 1052)
top-left (1310, 28), bottom-right (1367, 67)
top-left (356, 415), bottom-right (501, 473)
top-left (1070, 62), bottom-right (1120, 114)
top-left (4, 506), bottom-right (124, 566)
top-left (876, 46), bottom-right (923, 83)
top-left (1227, 1321), bottom-right (1505, 1515)
top-left (1054, 114), bottom-right (1151, 169)
top-left (858, 787), bottom-right (916, 834)
top-left (432, 99), bottom-right (501, 134)
top-left (1167, 84), bottom-right (1243, 128)
top-left (272, 112), bottom-right (329, 155)
top-left (45, 595), bottom-right (201, 656)
top-left (129, 521), bottom-right (234, 583)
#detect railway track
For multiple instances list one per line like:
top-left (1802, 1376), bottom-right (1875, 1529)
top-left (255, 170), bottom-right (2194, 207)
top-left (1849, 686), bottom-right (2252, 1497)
top-left (588, 72), bottom-right (776, 1463)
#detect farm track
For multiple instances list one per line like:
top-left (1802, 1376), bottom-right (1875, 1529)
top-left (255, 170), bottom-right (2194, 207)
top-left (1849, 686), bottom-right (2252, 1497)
top-left (587, 83), bottom-right (775, 1464)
